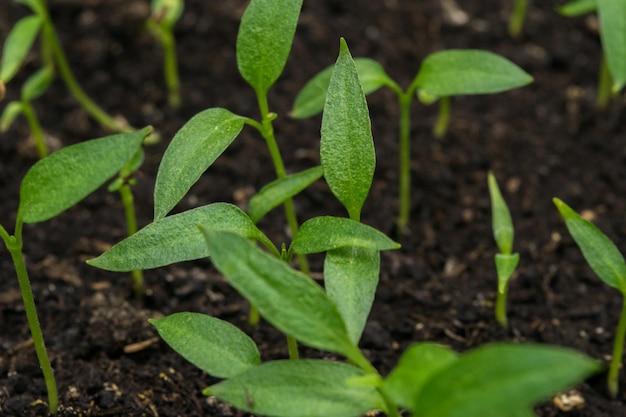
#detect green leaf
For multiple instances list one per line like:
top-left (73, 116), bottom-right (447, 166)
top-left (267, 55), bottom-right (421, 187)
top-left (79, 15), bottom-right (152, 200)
top-left (415, 50), bottom-right (533, 99)
top-left (0, 15), bottom-right (43, 83)
top-left (554, 198), bottom-right (626, 293)
top-left (324, 246), bottom-right (379, 345)
top-left (154, 108), bottom-right (245, 220)
top-left (291, 216), bottom-right (400, 254)
top-left (248, 166), bottom-right (323, 224)
top-left (201, 229), bottom-right (358, 359)
top-left (495, 253), bottom-right (520, 293)
top-left (21, 65), bottom-right (54, 102)
top-left (88, 203), bottom-right (273, 272)
top-left (149, 312), bottom-right (260, 379)
top-left (597, 0), bottom-right (626, 92)
top-left (205, 360), bottom-right (383, 417)
top-left (1, 101), bottom-right (24, 131)
top-left (487, 171), bottom-right (515, 254)
top-left (414, 344), bottom-right (600, 417)
top-left (291, 58), bottom-right (392, 119)
top-left (18, 127), bottom-right (150, 224)
top-left (320, 39), bottom-right (375, 221)
top-left (382, 343), bottom-right (458, 411)
top-left (236, 0), bottom-right (302, 95)
top-left (555, 0), bottom-right (597, 17)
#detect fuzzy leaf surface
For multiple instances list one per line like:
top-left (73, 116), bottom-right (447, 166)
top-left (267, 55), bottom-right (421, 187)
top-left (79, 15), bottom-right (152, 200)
top-left (321, 39), bottom-right (375, 221)
top-left (291, 216), bottom-right (400, 255)
top-left (202, 229), bottom-right (357, 359)
top-left (154, 108), bottom-right (245, 220)
top-left (248, 166), bottom-right (323, 224)
top-left (0, 15), bottom-right (42, 83)
top-left (554, 198), bottom-right (626, 292)
top-left (488, 171), bottom-right (515, 254)
top-left (415, 50), bottom-right (532, 98)
top-left (88, 203), bottom-right (271, 272)
top-left (597, 0), bottom-right (626, 91)
top-left (291, 58), bottom-right (392, 119)
top-left (236, 0), bottom-right (302, 95)
top-left (205, 360), bottom-right (383, 417)
top-left (150, 312), bottom-right (259, 379)
top-left (19, 128), bottom-right (150, 223)
top-left (414, 344), bottom-right (600, 417)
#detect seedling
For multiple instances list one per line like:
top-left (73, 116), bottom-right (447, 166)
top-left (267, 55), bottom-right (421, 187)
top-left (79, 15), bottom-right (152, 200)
top-left (0, 127), bottom-right (150, 414)
top-left (556, 0), bottom-right (626, 108)
top-left (554, 198), bottom-right (626, 398)
top-left (292, 49), bottom-right (532, 234)
top-left (146, 0), bottom-right (183, 108)
top-left (508, 0), bottom-right (529, 38)
top-left (487, 171), bottom-right (520, 328)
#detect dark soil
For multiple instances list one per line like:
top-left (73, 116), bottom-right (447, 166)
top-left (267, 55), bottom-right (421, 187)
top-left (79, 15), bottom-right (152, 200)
top-left (1, 1), bottom-right (626, 416)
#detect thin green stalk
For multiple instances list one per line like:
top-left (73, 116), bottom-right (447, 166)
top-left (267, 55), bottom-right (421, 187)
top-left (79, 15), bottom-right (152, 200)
top-left (508, 0), bottom-right (528, 39)
top-left (118, 183), bottom-right (144, 298)
top-left (495, 286), bottom-right (508, 329)
top-left (433, 96), bottom-right (451, 138)
top-left (160, 29), bottom-right (181, 109)
top-left (608, 297), bottom-right (626, 398)
top-left (1, 222), bottom-right (58, 414)
top-left (397, 91), bottom-right (412, 235)
top-left (286, 335), bottom-right (299, 360)
top-left (21, 100), bottom-right (48, 159)
top-left (597, 54), bottom-right (613, 109)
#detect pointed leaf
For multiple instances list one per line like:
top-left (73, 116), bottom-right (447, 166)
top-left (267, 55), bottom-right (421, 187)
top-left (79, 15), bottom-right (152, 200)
top-left (236, 0), bottom-right (302, 95)
top-left (414, 344), bottom-right (600, 417)
top-left (415, 50), bottom-right (532, 98)
top-left (88, 203), bottom-right (273, 272)
top-left (556, 0), bottom-right (597, 17)
top-left (1, 101), bottom-right (24, 131)
top-left (291, 216), bottom-right (400, 254)
top-left (291, 58), bottom-right (392, 119)
top-left (597, 0), bottom-right (626, 92)
top-left (325, 246), bottom-right (380, 345)
top-left (149, 312), bottom-right (260, 379)
top-left (321, 39), bottom-right (375, 221)
top-left (19, 128), bottom-right (150, 223)
top-left (1, 15), bottom-right (42, 83)
top-left (21, 65), bottom-right (54, 102)
top-left (154, 108), bottom-right (245, 220)
top-left (201, 229), bottom-right (357, 359)
top-left (495, 253), bottom-right (520, 293)
top-left (488, 171), bottom-right (515, 254)
top-left (554, 198), bottom-right (626, 292)
top-left (382, 343), bottom-right (458, 411)
top-left (248, 166), bottom-right (323, 224)
top-left (205, 360), bottom-right (383, 417)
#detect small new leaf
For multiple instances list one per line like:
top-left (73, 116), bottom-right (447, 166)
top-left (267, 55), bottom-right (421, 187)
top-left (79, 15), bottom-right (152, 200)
top-left (597, 0), bottom-right (626, 92)
top-left (1, 15), bottom-right (43, 83)
top-left (488, 171), bottom-right (514, 255)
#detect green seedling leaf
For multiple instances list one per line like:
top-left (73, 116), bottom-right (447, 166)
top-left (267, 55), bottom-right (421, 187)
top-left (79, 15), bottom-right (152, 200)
top-left (150, 312), bottom-right (260, 379)
top-left (415, 343), bottom-right (600, 417)
top-left (248, 166), bottom-right (323, 224)
top-left (21, 65), bottom-right (54, 102)
top-left (321, 39), bottom-right (375, 221)
top-left (291, 216), bottom-right (400, 254)
top-left (556, 0), bottom-right (597, 17)
top-left (382, 343), bottom-right (458, 411)
top-left (324, 246), bottom-right (379, 345)
top-left (236, 0), bottom-right (302, 95)
top-left (291, 58), bottom-right (392, 119)
top-left (554, 198), bottom-right (626, 292)
top-left (154, 108), bottom-right (245, 220)
top-left (88, 203), bottom-right (273, 271)
top-left (18, 127), bottom-right (150, 224)
top-left (487, 171), bottom-right (514, 255)
top-left (205, 360), bottom-right (383, 417)
top-left (597, 0), bottom-right (626, 92)
top-left (415, 50), bottom-right (533, 100)
top-left (495, 253), bottom-right (520, 293)
top-left (0, 14), bottom-right (43, 83)
top-left (0, 101), bottom-right (24, 131)
top-left (201, 229), bottom-right (357, 359)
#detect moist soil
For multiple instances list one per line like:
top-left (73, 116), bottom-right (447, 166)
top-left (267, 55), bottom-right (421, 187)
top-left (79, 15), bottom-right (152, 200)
top-left (1, 1), bottom-right (626, 416)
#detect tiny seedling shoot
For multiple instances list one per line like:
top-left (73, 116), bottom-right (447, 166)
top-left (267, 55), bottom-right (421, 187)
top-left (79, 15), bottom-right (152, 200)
top-left (0, 127), bottom-right (150, 414)
top-left (508, 0), bottom-right (529, 38)
top-left (292, 49), bottom-right (532, 234)
top-left (554, 198), bottom-right (626, 398)
top-left (487, 171), bottom-right (520, 328)
top-left (146, 0), bottom-right (183, 109)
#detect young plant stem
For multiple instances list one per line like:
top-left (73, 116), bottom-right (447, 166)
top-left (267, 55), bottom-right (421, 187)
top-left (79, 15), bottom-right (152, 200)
top-left (0, 222), bottom-right (58, 414)
top-left (508, 0), bottom-right (528, 39)
top-left (433, 96), bottom-right (451, 138)
top-left (286, 335), bottom-right (299, 360)
top-left (607, 297), bottom-right (626, 398)
top-left (118, 183), bottom-right (144, 298)
top-left (597, 54), bottom-right (613, 109)
top-left (495, 286), bottom-right (508, 328)
top-left (160, 29), bottom-right (181, 109)
top-left (20, 100), bottom-right (48, 159)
